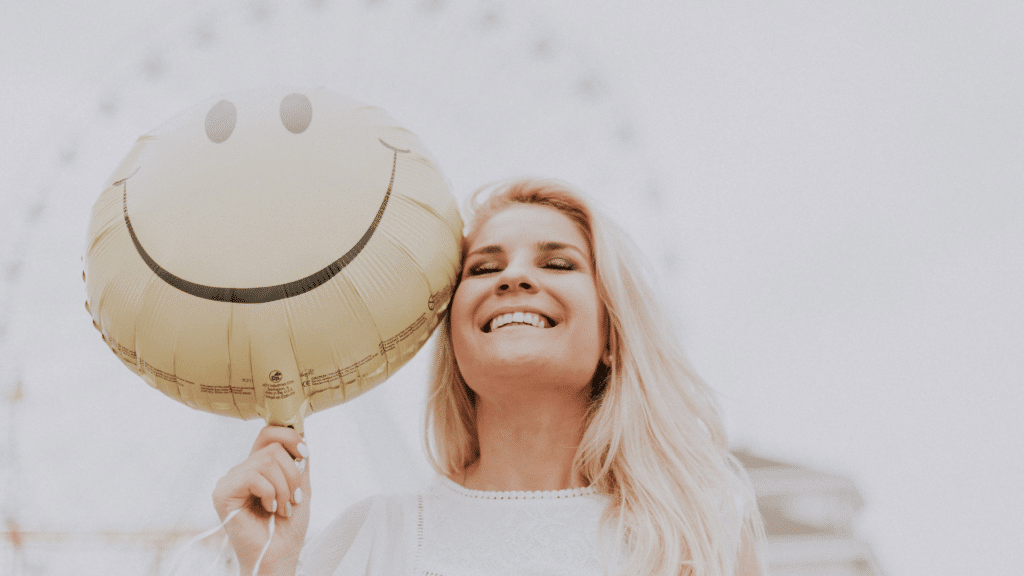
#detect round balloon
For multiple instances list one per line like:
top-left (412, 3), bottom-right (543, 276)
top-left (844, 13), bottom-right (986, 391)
top-left (84, 86), bottom-right (462, 432)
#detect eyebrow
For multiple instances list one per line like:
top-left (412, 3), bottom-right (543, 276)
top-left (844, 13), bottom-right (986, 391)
top-left (467, 241), bottom-right (586, 258)
top-left (537, 241), bottom-right (583, 256)
top-left (467, 245), bottom-right (504, 257)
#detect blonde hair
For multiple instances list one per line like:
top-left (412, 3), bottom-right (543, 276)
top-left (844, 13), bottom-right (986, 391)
top-left (425, 179), bottom-right (766, 576)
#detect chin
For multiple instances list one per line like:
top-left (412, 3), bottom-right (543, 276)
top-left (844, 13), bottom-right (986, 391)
top-left (464, 355), bottom-right (597, 396)
top-left (454, 331), bottom-right (600, 392)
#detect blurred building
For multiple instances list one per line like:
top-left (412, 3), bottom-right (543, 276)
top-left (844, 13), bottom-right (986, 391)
top-left (735, 449), bottom-right (885, 576)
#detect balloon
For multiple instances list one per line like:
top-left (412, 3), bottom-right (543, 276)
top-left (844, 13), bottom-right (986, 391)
top-left (83, 87), bottom-right (462, 433)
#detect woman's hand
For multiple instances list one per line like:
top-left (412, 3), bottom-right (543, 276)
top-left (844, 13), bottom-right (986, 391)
top-left (213, 425), bottom-right (311, 576)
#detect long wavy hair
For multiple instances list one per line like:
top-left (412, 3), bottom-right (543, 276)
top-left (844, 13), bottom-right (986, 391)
top-left (424, 179), bottom-right (766, 576)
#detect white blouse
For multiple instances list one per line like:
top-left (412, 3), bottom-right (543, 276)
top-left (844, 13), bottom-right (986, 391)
top-left (296, 476), bottom-right (623, 576)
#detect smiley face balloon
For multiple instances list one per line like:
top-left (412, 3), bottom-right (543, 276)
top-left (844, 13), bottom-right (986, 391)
top-left (84, 87), bottom-right (462, 433)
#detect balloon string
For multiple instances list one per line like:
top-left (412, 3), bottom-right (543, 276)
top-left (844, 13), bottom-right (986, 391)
top-left (206, 532), bottom-right (232, 576)
top-left (166, 508), bottom-right (240, 576)
top-left (166, 507), bottom-right (276, 576)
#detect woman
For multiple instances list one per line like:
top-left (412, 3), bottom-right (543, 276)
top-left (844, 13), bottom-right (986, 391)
top-left (213, 179), bottom-right (767, 576)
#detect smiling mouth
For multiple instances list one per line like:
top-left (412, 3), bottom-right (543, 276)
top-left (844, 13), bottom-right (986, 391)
top-left (482, 312), bottom-right (557, 333)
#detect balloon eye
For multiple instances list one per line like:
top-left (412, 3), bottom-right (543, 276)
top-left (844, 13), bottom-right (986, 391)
top-left (280, 93), bottom-right (312, 134)
top-left (205, 100), bottom-right (237, 143)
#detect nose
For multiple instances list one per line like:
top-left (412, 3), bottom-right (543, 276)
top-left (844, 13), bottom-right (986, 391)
top-left (495, 262), bottom-right (538, 294)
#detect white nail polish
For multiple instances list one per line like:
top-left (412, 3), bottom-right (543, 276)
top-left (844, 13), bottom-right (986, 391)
top-left (294, 487), bottom-right (303, 504)
top-left (270, 500), bottom-right (277, 514)
top-left (297, 443), bottom-right (309, 459)
top-left (295, 458), bottom-right (307, 474)
top-left (285, 501), bottom-right (293, 517)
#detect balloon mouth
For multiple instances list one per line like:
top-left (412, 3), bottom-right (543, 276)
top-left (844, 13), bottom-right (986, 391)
top-left (118, 138), bottom-right (410, 304)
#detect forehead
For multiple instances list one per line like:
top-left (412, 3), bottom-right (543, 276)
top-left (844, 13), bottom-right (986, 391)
top-left (467, 204), bottom-right (590, 252)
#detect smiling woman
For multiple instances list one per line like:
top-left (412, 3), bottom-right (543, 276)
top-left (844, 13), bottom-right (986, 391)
top-left (423, 180), bottom-right (767, 576)
top-left (211, 179), bottom-right (766, 575)
top-left (213, 179), bottom-right (767, 576)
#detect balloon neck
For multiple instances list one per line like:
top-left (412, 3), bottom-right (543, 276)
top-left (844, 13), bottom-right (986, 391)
top-left (266, 411), bottom-right (306, 436)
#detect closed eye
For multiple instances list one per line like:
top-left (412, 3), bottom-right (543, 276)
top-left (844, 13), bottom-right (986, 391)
top-left (544, 257), bottom-right (576, 271)
top-left (466, 261), bottom-right (502, 276)
top-left (467, 257), bottom-right (576, 276)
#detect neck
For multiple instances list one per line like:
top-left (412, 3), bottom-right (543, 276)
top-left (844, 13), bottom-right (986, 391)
top-left (462, 388), bottom-right (590, 492)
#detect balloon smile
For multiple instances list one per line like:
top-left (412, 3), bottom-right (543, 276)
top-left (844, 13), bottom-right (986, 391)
top-left (120, 138), bottom-right (409, 304)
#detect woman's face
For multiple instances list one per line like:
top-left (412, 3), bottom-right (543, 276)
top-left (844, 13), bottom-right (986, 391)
top-left (451, 204), bottom-right (607, 397)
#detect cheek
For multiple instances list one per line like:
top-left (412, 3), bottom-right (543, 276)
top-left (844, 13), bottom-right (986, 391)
top-left (449, 284), bottom-right (471, 328)
top-left (589, 312), bottom-right (608, 358)
top-left (449, 286), bottom-right (475, 355)
top-left (595, 309), bottom-right (608, 353)
top-left (585, 285), bottom-right (608, 351)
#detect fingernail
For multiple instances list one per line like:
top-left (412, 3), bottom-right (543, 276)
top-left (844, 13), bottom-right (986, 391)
top-left (297, 443), bottom-right (309, 459)
top-left (295, 458), bottom-right (307, 474)
top-left (268, 499), bottom-right (277, 514)
top-left (294, 487), bottom-right (303, 504)
top-left (285, 501), bottom-right (293, 517)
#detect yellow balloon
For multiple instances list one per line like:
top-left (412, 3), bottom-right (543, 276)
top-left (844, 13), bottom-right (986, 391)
top-left (84, 87), bottom-right (462, 433)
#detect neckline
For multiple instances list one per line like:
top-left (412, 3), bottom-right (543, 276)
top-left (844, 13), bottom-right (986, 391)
top-left (436, 474), bottom-right (600, 500)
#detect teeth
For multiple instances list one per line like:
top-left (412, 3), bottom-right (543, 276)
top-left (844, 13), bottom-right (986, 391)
top-left (488, 311), bottom-right (549, 331)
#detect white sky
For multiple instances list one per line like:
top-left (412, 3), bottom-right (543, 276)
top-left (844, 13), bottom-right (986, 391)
top-left (2, 2), bottom-right (1022, 575)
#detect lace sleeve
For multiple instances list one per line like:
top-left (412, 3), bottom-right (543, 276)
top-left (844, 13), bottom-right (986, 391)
top-left (295, 494), bottom-right (413, 576)
top-left (296, 497), bottom-right (374, 576)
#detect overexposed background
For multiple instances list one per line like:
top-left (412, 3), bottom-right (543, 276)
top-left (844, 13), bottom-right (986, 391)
top-left (1, 1), bottom-right (1022, 575)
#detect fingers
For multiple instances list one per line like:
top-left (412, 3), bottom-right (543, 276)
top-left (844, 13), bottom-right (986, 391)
top-left (214, 426), bottom-right (311, 521)
top-left (268, 442), bottom-right (304, 516)
top-left (252, 441), bottom-right (306, 518)
top-left (250, 425), bottom-right (307, 461)
top-left (246, 469), bottom-right (280, 515)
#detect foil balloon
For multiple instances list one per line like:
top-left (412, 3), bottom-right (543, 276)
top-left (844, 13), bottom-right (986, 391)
top-left (84, 87), bottom-right (462, 433)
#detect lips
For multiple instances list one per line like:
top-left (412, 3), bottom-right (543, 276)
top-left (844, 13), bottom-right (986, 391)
top-left (481, 311), bottom-right (557, 333)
